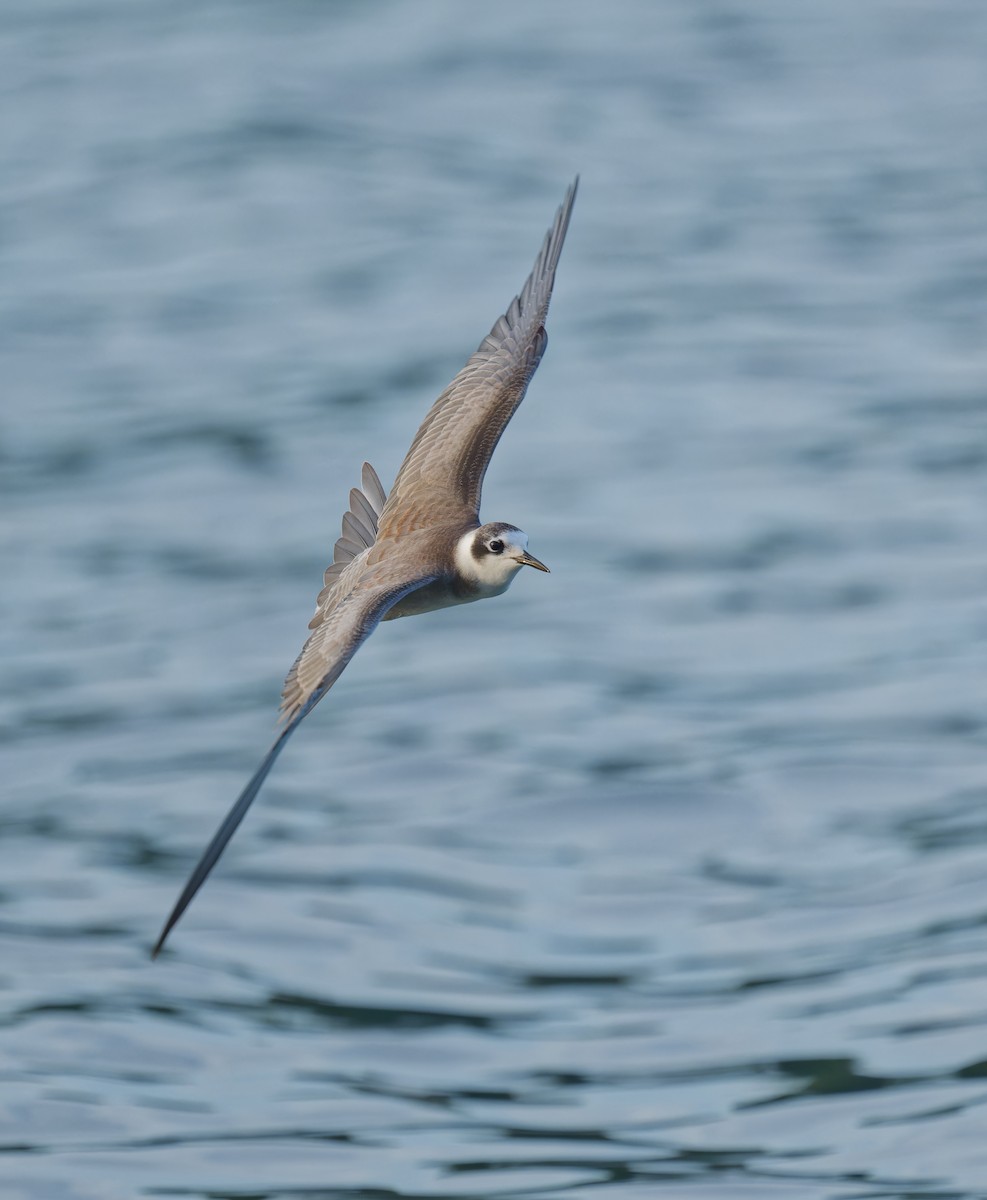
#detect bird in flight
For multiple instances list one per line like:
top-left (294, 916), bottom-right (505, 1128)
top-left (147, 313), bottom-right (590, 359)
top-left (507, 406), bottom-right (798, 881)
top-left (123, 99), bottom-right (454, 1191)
top-left (153, 179), bottom-right (578, 957)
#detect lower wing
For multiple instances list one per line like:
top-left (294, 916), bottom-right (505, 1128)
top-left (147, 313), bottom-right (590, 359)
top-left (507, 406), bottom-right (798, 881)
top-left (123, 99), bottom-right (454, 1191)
top-left (152, 571), bottom-right (438, 958)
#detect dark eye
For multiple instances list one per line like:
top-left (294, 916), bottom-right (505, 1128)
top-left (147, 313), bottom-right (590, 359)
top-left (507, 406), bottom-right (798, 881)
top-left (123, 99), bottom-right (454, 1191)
top-left (488, 539), bottom-right (504, 554)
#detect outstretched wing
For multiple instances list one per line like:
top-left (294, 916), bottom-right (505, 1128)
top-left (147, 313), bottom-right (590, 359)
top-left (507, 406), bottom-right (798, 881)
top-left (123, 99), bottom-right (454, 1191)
top-left (376, 179), bottom-right (577, 539)
top-left (151, 565), bottom-right (438, 958)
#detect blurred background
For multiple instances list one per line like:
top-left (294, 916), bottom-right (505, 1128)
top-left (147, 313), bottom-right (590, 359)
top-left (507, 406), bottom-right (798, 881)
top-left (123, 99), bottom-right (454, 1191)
top-left (4, 1), bottom-right (987, 1197)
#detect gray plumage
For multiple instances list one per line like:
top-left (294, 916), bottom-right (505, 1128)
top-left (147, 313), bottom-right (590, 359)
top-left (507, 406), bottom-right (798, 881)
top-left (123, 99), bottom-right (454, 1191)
top-left (152, 180), bottom-right (577, 958)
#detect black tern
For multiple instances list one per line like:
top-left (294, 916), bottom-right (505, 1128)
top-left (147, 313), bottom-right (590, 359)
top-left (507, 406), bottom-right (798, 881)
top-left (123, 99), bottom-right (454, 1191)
top-left (153, 179), bottom-right (578, 957)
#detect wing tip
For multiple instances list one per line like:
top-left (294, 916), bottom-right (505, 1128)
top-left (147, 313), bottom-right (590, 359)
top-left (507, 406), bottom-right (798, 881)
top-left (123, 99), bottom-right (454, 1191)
top-left (150, 925), bottom-right (170, 960)
top-left (476, 176), bottom-right (578, 354)
top-left (542, 174), bottom-right (579, 278)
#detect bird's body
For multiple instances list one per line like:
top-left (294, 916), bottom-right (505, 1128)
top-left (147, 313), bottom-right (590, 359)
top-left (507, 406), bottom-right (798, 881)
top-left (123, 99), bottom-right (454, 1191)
top-left (384, 523), bottom-right (537, 619)
top-left (153, 180), bottom-right (577, 957)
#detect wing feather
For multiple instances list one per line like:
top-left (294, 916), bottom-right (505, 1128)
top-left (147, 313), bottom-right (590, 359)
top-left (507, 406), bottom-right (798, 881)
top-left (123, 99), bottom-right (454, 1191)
top-left (348, 487), bottom-right (379, 535)
top-left (341, 511), bottom-right (374, 549)
top-left (283, 546), bottom-right (439, 722)
top-left (361, 462), bottom-right (388, 515)
top-left (152, 567), bottom-right (437, 957)
top-left (318, 463), bottom-right (390, 607)
top-left (333, 535), bottom-right (365, 562)
top-left (376, 179), bottom-right (577, 537)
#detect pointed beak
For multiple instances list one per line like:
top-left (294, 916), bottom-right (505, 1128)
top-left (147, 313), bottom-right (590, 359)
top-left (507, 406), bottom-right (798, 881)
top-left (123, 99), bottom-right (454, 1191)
top-left (516, 551), bottom-right (550, 573)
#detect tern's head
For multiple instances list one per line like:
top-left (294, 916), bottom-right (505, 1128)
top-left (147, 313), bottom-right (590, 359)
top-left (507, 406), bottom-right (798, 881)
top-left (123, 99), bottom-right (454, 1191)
top-left (455, 522), bottom-right (550, 593)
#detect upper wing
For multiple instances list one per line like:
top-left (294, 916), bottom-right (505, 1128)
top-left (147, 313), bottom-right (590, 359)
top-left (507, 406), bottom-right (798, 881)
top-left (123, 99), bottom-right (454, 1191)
top-left (376, 179), bottom-right (577, 538)
top-left (151, 564), bottom-right (438, 958)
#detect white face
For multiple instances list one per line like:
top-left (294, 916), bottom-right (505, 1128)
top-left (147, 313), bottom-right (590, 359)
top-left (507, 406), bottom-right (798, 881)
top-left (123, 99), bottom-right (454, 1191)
top-left (455, 525), bottom-right (531, 591)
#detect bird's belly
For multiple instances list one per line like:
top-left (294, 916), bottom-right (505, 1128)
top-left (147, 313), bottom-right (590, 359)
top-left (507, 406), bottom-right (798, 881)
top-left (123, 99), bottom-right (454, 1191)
top-left (384, 579), bottom-right (477, 621)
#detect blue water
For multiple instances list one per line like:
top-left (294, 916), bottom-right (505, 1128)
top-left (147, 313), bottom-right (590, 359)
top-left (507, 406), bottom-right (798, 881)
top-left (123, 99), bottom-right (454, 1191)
top-left (4, 2), bottom-right (987, 1197)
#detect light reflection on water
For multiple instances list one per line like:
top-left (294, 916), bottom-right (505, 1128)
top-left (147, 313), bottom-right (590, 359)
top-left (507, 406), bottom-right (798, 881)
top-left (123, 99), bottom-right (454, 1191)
top-left (4, 1), bottom-right (987, 1197)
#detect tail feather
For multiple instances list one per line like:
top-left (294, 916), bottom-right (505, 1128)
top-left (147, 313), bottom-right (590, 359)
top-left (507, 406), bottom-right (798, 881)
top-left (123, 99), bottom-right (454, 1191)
top-left (331, 461), bottom-right (388, 567)
top-left (360, 462), bottom-right (387, 516)
top-left (311, 463), bottom-right (391, 631)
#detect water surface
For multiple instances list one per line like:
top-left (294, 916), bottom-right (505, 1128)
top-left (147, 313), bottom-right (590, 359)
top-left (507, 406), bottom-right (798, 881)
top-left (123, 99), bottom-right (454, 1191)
top-left (4, 2), bottom-right (987, 1197)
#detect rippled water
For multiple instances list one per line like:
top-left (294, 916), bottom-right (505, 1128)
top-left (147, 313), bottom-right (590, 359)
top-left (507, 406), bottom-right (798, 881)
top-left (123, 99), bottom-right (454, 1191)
top-left (5, 2), bottom-right (987, 1197)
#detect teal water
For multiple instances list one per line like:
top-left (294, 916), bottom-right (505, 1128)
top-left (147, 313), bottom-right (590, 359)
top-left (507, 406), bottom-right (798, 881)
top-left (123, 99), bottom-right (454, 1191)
top-left (4, 2), bottom-right (987, 1197)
